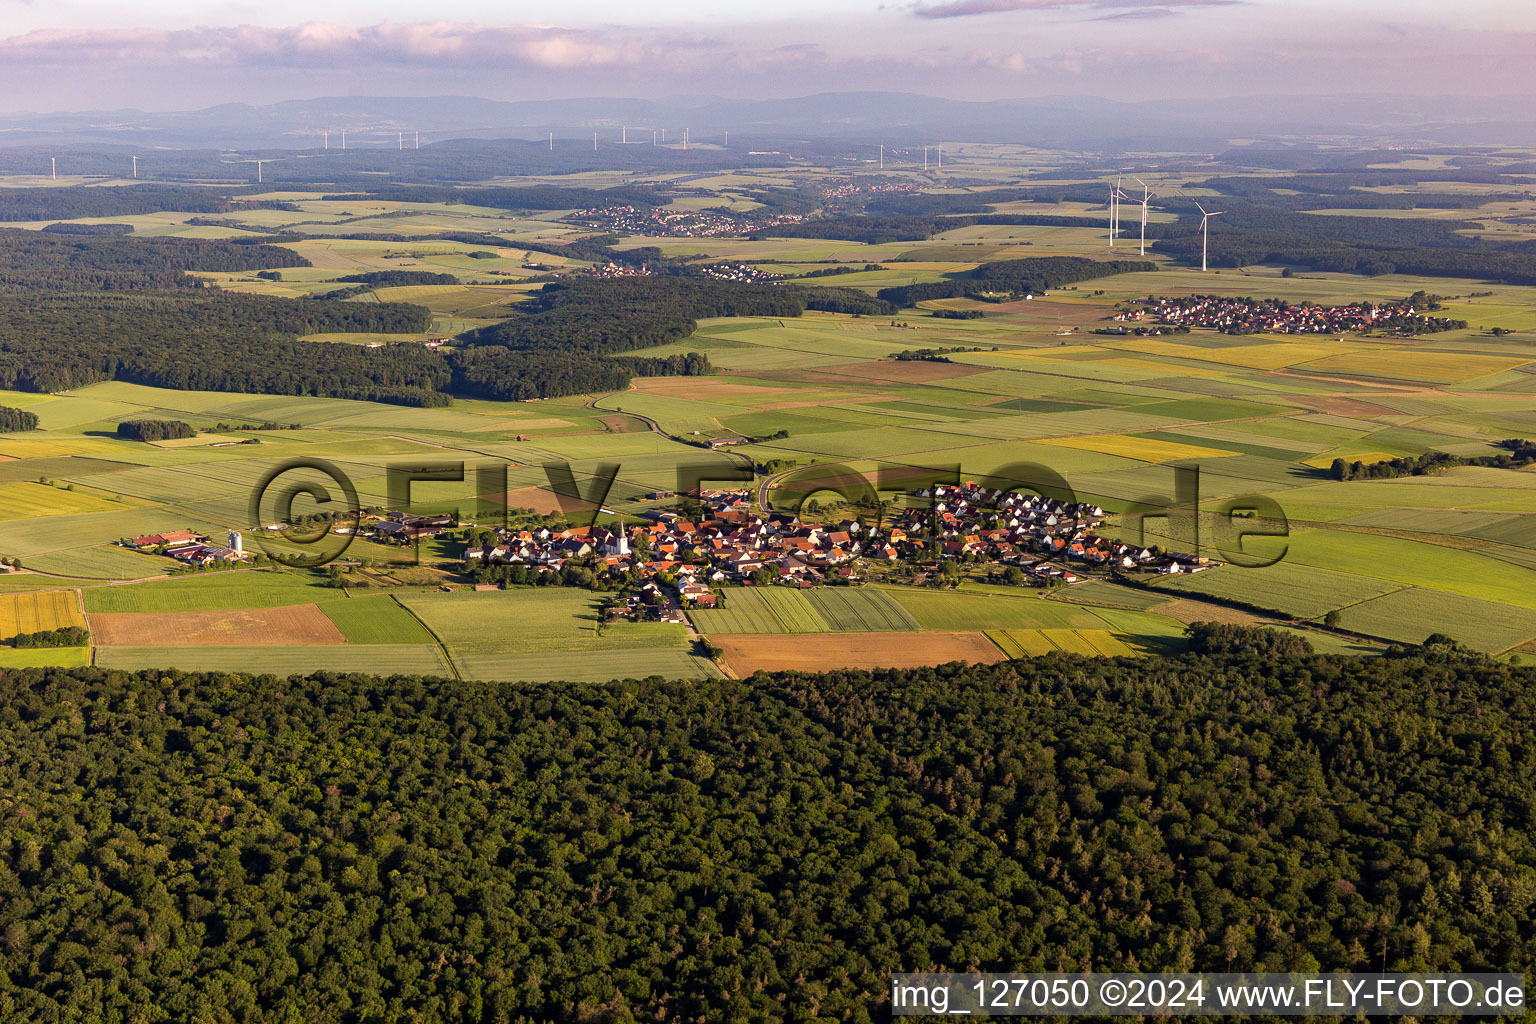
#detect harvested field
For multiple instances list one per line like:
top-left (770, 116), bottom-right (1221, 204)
top-left (487, 486), bottom-right (595, 515)
top-left (714, 631), bottom-right (1007, 675)
top-left (0, 590), bottom-right (86, 640)
top-left (1290, 396), bottom-right (1402, 419)
top-left (89, 603), bottom-right (346, 646)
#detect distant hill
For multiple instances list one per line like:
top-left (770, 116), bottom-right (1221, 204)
top-left (2, 91), bottom-right (1534, 152)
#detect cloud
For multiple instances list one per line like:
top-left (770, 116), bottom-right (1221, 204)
top-left (912, 0), bottom-right (1236, 19)
top-left (0, 21), bottom-right (725, 70)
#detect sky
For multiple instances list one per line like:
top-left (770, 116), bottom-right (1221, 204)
top-left (0, 0), bottom-right (1533, 113)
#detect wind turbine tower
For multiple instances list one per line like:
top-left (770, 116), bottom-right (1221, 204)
top-left (622, 126), bottom-right (627, 144)
top-left (549, 131), bottom-right (553, 150)
top-left (1108, 181), bottom-right (1117, 247)
top-left (51, 157), bottom-right (56, 181)
top-left (1133, 177), bottom-right (1154, 256)
top-left (415, 131), bottom-right (419, 150)
top-left (256, 159), bottom-right (263, 184)
top-left (1194, 201), bottom-right (1225, 272)
top-left (879, 144), bottom-right (883, 170)
top-left (937, 144), bottom-right (942, 171)
top-left (723, 130), bottom-right (728, 147)
top-left (132, 155), bottom-right (138, 179)
top-left (398, 132), bottom-right (403, 150)
top-left (923, 147), bottom-right (928, 171)
top-left (341, 130), bottom-right (347, 150)
top-left (324, 131), bottom-right (329, 150)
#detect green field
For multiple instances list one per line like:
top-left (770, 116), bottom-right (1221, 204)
top-left (321, 594), bottom-right (438, 645)
top-left (753, 587), bottom-right (833, 633)
top-left (801, 588), bottom-right (921, 632)
top-left (94, 644), bottom-right (454, 675)
top-left (886, 588), bottom-right (1117, 631)
top-left (1335, 588), bottom-right (1536, 653)
top-left (84, 571), bottom-right (345, 613)
top-left (451, 648), bottom-right (721, 683)
top-left (1149, 561), bottom-right (1403, 619)
top-left (688, 588), bottom-right (788, 634)
top-left (0, 646), bottom-right (91, 669)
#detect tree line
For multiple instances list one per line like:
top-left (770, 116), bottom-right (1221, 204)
top-left (453, 277), bottom-right (890, 400)
top-left (1329, 438), bottom-right (1536, 480)
top-left (0, 406), bottom-right (38, 432)
top-left (116, 419), bottom-right (195, 442)
top-left (878, 256), bottom-right (1153, 307)
top-left (0, 641), bottom-right (1532, 1021)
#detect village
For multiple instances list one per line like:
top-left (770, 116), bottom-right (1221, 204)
top-left (119, 484), bottom-right (1214, 620)
top-left (1124, 294), bottom-right (1466, 335)
top-left (569, 203), bottom-right (806, 238)
top-left (461, 484), bottom-right (1213, 623)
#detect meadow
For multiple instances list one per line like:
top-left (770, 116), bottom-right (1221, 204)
top-left (0, 173), bottom-right (1533, 672)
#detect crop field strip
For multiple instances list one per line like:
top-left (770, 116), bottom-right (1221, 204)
top-left (0, 590), bottom-right (86, 640)
top-left (712, 631), bottom-right (1009, 675)
top-left (93, 644), bottom-right (454, 676)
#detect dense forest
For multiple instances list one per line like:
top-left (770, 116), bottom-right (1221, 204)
top-left (0, 293), bottom-right (445, 402)
top-left (0, 643), bottom-right (1532, 1022)
top-left (878, 256), bottom-right (1152, 307)
top-left (0, 229), bottom-right (307, 293)
top-left (0, 185), bottom-right (241, 222)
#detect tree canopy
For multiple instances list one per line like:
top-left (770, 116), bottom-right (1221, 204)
top-left (0, 649), bottom-right (1532, 1022)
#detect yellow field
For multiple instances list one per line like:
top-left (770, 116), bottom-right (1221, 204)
top-left (988, 344), bottom-right (1107, 359)
top-left (1099, 357), bottom-right (1234, 379)
top-left (0, 590), bottom-right (87, 640)
top-left (1035, 433), bottom-right (1237, 463)
top-left (988, 628), bottom-right (1137, 658)
top-left (0, 482), bottom-right (128, 521)
top-left (1297, 351), bottom-right (1530, 384)
top-left (0, 438), bottom-right (117, 458)
top-left (1303, 450), bottom-right (1400, 469)
top-left (1103, 338), bottom-right (1347, 371)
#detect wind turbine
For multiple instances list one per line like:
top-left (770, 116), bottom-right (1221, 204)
top-left (1108, 176), bottom-right (1130, 248)
top-left (1194, 201), bottom-right (1225, 272)
top-left (1133, 177), bottom-right (1154, 256)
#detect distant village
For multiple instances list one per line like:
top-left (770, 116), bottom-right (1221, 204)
top-left (568, 204), bottom-right (807, 238)
top-left (1122, 294), bottom-right (1468, 336)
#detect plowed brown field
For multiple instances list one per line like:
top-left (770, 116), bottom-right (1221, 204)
top-left (90, 603), bottom-right (346, 646)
